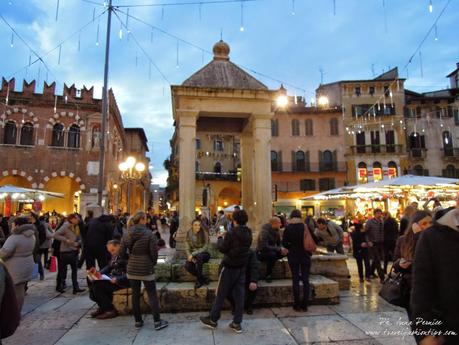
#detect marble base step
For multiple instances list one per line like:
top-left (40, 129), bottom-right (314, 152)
top-left (112, 275), bottom-right (340, 314)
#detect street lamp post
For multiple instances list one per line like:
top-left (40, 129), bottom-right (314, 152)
top-left (119, 156), bottom-right (145, 214)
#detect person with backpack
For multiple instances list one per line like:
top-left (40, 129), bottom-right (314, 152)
top-left (0, 217), bottom-right (36, 312)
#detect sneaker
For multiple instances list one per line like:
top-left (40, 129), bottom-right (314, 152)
top-left (229, 322), bottom-right (242, 333)
top-left (200, 316), bottom-right (217, 330)
top-left (135, 320), bottom-right (144, 328)
top-left (154, 320), bottom-right (169, 331)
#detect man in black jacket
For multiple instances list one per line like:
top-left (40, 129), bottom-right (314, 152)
top-left (383, 211), bottom-right (399, 274)
top-left (200, 210), bottom-right (252, 334)
top-left (84, 215), bottom-right (115, 270)
top-left (88, 240), bottom-right (129, 320)
top-left (411, 204), bottom-right (459, 345)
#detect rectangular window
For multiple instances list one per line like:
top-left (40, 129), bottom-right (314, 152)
top-left (454, 109), bottom-right (459, 126)
top-left (319, 178), bottom-right (335, 192)
top-left (271, 119), bottom-right (279, 137)
top-left (356, 132), bottom-right (366, 153)
top-left (300, 179), bottom-right (316, 191)
top-left (369, 86), bottom-right (375, 96)
top-left (371, 131), bottom-right (380, 153)
top-left (355, 87), bottom-right (361, 96)
top-left (385, 130), bottom-right (395, 153)
top-left (384, 85), bottom-right (390, 97)
top-left (305, 120), bottom-right (313, 136)
top-left (196, 138), bottom-right (201, 150)
top-left (214, 139), bottom-right (224, 152)
top-left (292, 119), bottom-right (300, 136)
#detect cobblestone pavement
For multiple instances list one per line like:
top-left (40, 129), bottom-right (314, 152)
top-left (5, 260), bottom-right (417, 345)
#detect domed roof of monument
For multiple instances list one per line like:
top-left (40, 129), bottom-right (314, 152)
top-left (182, 40), bottom-right (267, 90)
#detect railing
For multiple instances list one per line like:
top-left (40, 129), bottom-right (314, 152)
top-left (408, 148), bottom-right (427, 159)
top-left (271, 161), bottom-right (346, 173)
top-left (442, 148), bottom-right (459, 158)
top-left (195, 171), bottom-right (238, 181)
top-left (349, 144), bottom-right (403, 155)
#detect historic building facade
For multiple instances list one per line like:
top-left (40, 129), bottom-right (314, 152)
top-left (271, 98), bottom-right (346, 215)
top-left (316, 68), bottom-right (409, 185)
top-left (0, 78), bottom-right (150, 216)
top-left (404, 63), bottom-right (459, 177)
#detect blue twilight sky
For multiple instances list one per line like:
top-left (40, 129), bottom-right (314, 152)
top-left (1, 0), bottom-right (458, 186)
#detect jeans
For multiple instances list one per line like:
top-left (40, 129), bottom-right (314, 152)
top-left (369, 243), bottom-right (385, 280)
top-left (184, 251), bottom-right (211, 283)
top-left (326, 241), bottom-right (344, 254)
top-left (58, 251), bottom-right (80, 290)
top-left (287, 255), bottom-right (311, 306)
top-left (354, 250), bottom-right (371, 279)
top-left (130, 279), bottom-right (161, 323)
top-left (89, 280), bottom-right (119, 312)
top-left (257, 249), bottom-right (283, 277)
top-left (210, 266), bottom-right (246, 324)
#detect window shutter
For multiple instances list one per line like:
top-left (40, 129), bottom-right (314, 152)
top-left (318, 150), bottom-right (323, 171)
top-left (333, 150), bottom-right (338, 170)
top-left (278, 151), bottom-right (283, 172)
top-left (305, 151), bottom-right (310, 172)
top-left (291, 151), bottom-right (296, 171)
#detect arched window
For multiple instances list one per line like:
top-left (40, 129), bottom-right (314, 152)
top-left (68, 124), bottom-right (80, 148)
top-left (373, 161), bottom-right (383, 181)
top-left (358, 162), bottom-right (368, 184)
top-left (444, 164), bottom-right (456, 178)
top-left (413, 165), bottom-right (424, 176)
top-left (214, 139), bottom-right (224, 152)
top-left (3, 121), bottom-right (17, 144)
top-left (214, 162), bottom-right (222, 174)
top-left (330, 118), bottom-right (339, 136)
top-left (321, 150), bottom-right (334, 171)
top-left (20, 122), bottom-right (34, 146)
top-left (305, 119), bottom-right (313, 136)
top-left (51, 123), bottom-right (65, 147)
top-left (291, 119), bottom-right (300, 136)
top-left (271, 151), bottom-right (278, 171)
top-left (388, 161), bottom-right (397, 178)
top-left (442, 131), bottom-right (453, 156)
top-left (295, 150), bottom-right (305, 171)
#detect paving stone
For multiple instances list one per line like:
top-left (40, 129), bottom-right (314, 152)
top-left (57, 296), bottom-right (95, 311)
top-left (55, 325), bottom-right (138, 345)
top-left (3, 329), bottom-right (67, 345)
top-left (19, 309), bottom-right (87, 330)
top-left (34, 297), bottom-right (72, 312)
top-left (272, 305), bottom-right (336, 318)
top-left (281, 314), bottom-right (370, 343)
top-left (330, 295), bottom-right (400, 314)
top-left (374, 336), bottom-right (417, 345)
top-left (134, 321), bottom-right (214, 345)
top-left (341, 311), bottom-right (412, 338)
top-left (213, 318), bottom-right (298, 345)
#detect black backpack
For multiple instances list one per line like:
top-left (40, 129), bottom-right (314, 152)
top-left (0, 262), bottom-right (21, 339)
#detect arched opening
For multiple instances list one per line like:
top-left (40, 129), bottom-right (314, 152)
top-left (0, 175), bottom-right (33, 216)
top-left (20, 122), bottom-right (34, 146)
top-left (443, 131), bottom-right (453, 156)
top-left (444, 164), bottom-right (456, 178)
top-left (43, 176), bottom-right (81, 215)
top-left (295, 150), bottom-right (305, 171)
top-left (3, 121), bottom-right (17, 144)
top-left (358, 162), bottom-right (367, 184)
top-left (322, 150), bottom-right (333, 171)
top-left (68, 124), bottom-right (80, 148)
top-left (51, 123), bottom-right (65, 147)
top-left (217, 186), bottom-right (241, 209)
top-left (214, 162), bottom-right (222, 174)
top-left (413, 165), bottom-right (424, 176)
top-left (388, 161), bottom-right (397, 178)
top-left (373, 161), bottom-right (383, 182)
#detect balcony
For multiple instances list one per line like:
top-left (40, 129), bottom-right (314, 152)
top-left (195, 171), bottom-right (238, 181)
top-left (442, 148), bottom-right (459, 158)
top-left (271, 162), bottom-right (346, 173)
top-left (408, 148), bottom-right (427, 159)
top-left (349, 144), bottom-right (404, 155)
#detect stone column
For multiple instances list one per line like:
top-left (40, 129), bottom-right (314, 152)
top-left (251, 114), bottom-right (273, 243)
top-left (174, 110), bottom-right (198, 259)
top-left (240, 129), bottom-right (255, 229)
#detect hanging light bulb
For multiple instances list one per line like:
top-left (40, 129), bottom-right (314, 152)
top-left (58, 44), bottom-right (62, 65)
top-left (445, 135), bottom-right (449, 144)
top-left (96, 19), bottom-right (100, 46)
top-left (291, 0), bottom-right (295, 15)
top-left (240, 1), bottom-right (245, 32)
top-left (414, 132), bottom-right (417, 137)
top-left (434, 24), bottom-right (438, 41)
top-left (429, 0), bottom-right (433, 13)
top-left (119, 23), bottom-right (123, 40)
top-left (10, 31), bottom-right (14, 47)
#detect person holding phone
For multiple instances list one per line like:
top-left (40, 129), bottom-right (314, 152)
top-left (184, 219), bottom-right (210, 289)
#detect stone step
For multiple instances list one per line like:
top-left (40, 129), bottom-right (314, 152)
top-left (112, 275), bottom-right (340, 314)
top-left (156, 254), bottom-right (351, 290)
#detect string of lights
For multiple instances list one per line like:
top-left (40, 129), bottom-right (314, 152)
top-left (114, 0), bottom-right (267, 8)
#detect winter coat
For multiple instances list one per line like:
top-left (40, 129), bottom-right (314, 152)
top-left (256, 223), bottom-right (281, 253)
top-left (282, 217), bottom-right (313, 260)
top-left (85, 215), bottom-right (114, 250)
top-left (411, 208), bottom-right (459, 344)
top-left (185, 229), bottom-right (209, 257)
top-left (217, 225), bottom-right (252, 268)
top-left (54, 222), bottom-right (81, 252)
top-left (246, 249), bottom-right (260, 284)
top-left (120, 224), bottom-right (158, 280)
top-left (100, 255), bottom-right (130, 288)
top-left (315, 222), bottom-right (342, 247)
top-left (364, 218), bottom-right (384, 243)
top-left (350, 226), bottom-right (369, 258)
top-left (383, 217), bottom-right (399, 247)
top-left (0, 224), bottom-right (36, 284)
top-left (39, 224), bottom-right (54, 249)
top-left (0, 228), bottom-right (5, 247)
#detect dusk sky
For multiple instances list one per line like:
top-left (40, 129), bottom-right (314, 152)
top-left (1, 0), bottom-right (458, 186)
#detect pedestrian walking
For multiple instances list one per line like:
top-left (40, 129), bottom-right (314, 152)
top-left (84, 215), bottom-right (115, 270)
top-left (0, 217), bottom-right (36, 312)
top-left (119, 211), bottom-right (168, 330)
top-left (365, 209), bottom-right (385, 283)
top-left (282, 209), bottom-right (315, 312)
top-left (200, 210), bottom-right (252, 333)
top-left (350, 221), bottom-right (371, 282)
top-left (383, 212), bottom-right (399, 274)
top-left (314, 218), bottom-right (344, 254)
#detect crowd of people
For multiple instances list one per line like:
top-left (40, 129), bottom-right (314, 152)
top-left (0, 197), bottom-right (458, 344)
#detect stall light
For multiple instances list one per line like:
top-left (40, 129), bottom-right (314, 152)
top-left (12, 193), bottom-right (19, 199)
top-left (38, 194), bottom-right (45, 201)
top-left (20, 194), bottom-right (26, 199)
top-left (0, 193), bottom-right (7, 199)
